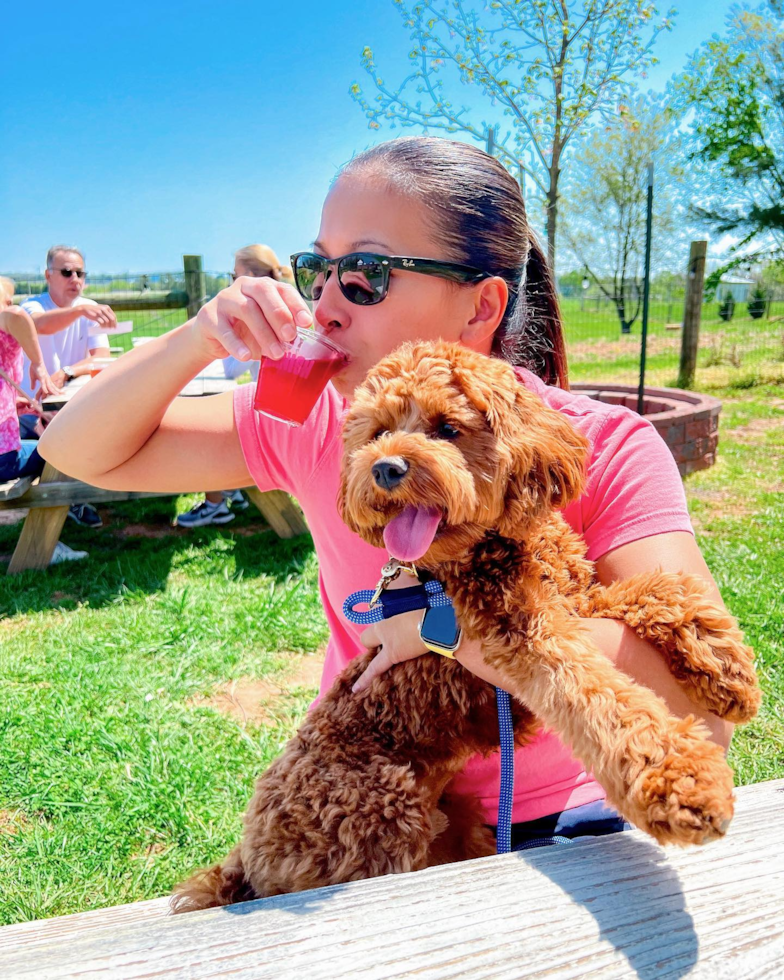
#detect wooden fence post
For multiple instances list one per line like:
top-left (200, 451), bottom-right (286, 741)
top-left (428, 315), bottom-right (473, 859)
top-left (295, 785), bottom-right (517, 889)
top-left (677, 240), bottom-right (708, 389)
top-left (183, 255), bottom-right (206, 320)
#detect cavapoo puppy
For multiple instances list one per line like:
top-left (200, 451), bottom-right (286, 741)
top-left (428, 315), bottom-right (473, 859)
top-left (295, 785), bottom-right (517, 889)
top-left (173, 341), bottom-right (760, 912)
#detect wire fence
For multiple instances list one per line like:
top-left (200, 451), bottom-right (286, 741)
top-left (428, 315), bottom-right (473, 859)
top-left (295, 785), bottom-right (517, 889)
top-left (5, 271), bottom-right (783, 388)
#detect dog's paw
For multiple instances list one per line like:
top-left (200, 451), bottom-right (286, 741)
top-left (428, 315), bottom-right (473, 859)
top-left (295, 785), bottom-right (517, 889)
top-left (634, 723), bottom-right (735, 846)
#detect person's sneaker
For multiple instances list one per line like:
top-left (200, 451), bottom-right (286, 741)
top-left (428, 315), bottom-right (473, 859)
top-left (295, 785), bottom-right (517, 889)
top-left (176, 499), bottom-right (235, 528)
top-left (68, 503), bottom-right (103, 529)
top-left (50, 541), bottom-right (89, 565)
top-left (223, 489), bottom-right (249, 511)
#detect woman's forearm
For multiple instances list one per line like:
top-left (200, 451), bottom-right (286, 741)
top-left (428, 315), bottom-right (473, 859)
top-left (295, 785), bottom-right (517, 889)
top-left (455, 618), bottom-right (733, 751)
top-left (38, 320), bottom-right (212, 480)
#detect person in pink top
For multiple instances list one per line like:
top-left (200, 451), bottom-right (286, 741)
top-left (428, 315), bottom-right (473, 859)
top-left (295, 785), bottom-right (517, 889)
top-left (0, 277), bottom-right (60, 480)
top-left (39, 137), bottom-right (736, 847)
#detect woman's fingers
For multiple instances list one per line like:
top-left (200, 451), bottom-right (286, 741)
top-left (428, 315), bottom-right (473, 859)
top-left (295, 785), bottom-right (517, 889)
top-left (239, 276), bottom-right (312, 332)
top-left (352, 646), bottom-right (398, 693)
top-left (198, 278), bottom-right (313, 362)
top-left (352, 612), bottom-right (429, 693)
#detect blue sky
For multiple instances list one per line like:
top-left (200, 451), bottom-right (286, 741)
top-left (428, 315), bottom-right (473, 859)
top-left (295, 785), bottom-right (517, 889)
top-left (1, 0), bottom-right (740, 274)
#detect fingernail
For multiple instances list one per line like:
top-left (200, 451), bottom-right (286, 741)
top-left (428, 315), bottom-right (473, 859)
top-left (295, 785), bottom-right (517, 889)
top-left (295, 310), bottom-right (312, 326)
top-left (351, 682), bottom-right (361, 694)
top-left (269, 342), bottom-right (284, 359)
top-left (282, 323), bottom-right (297, 342)
top-left (237, 344), bottom-right (250, 358)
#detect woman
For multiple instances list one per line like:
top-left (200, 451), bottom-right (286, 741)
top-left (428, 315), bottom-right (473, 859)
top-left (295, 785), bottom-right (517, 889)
top-left (176, 245), bottom-right (293, 528)
top-left (39, 138), bottom-right (734, 846)
top-left (0, 278), bottom-right (86, 564)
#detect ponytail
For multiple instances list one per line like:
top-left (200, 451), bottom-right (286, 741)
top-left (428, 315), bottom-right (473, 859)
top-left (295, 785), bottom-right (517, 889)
top-left (493, 235), bottom-right (568, 389)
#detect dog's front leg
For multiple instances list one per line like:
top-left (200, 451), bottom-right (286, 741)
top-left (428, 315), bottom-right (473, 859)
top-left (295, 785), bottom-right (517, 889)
top-left (482, 610), bottom-right (735, 846)
top-left (580, 572), bottom-right (761, 723)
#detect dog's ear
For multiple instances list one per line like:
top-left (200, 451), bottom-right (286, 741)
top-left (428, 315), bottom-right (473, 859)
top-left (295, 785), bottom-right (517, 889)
top-left (452, 355), bottom-right (588, 536)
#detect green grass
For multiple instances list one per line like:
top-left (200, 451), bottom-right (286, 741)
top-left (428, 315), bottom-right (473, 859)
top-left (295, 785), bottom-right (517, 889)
top-left (0, 352), bottom-right (781, 927)
top-left (0, 497), bottom-right (328, 924)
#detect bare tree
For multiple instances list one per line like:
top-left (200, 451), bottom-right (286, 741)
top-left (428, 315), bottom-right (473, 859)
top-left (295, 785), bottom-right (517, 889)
top-left (351, 0), bottom-right (674, 272)
top-left (561, 99), bottom-right (684, 333)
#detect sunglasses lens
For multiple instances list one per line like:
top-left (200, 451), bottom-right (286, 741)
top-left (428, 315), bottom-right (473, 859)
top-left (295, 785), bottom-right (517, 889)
top-left (338, 255), bottom-right (385, 306)
top-left (294, 254), bottom-right (327, 300)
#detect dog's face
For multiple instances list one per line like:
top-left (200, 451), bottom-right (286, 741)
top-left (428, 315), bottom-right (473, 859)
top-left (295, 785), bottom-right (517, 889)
top-left (340, 341), bottom-right (588, 566)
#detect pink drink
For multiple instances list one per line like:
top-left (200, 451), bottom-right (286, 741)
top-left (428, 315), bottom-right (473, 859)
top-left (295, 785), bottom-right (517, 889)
top-left (253, 329), bottom-right (348, 426)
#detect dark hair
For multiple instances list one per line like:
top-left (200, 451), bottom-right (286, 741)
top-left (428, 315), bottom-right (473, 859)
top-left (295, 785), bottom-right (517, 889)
top-left (339, 137), bottom-right (568, 389)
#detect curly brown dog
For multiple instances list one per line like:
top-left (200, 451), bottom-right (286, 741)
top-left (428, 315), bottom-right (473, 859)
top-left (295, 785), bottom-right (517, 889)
top-left (172, 341), bottom-right (760, 913)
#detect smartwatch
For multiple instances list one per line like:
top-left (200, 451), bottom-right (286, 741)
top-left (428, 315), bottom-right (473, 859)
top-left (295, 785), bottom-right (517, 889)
top-left (62, 365), bottom-right (75, 382)
top-left (419, 604), bottom-right (462, 658)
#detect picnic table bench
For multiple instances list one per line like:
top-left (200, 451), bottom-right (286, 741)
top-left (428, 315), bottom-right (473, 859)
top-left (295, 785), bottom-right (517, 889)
top-left (0, 778), bottom-right (781, 978)
top-left (1, 360), bottom-right (308, 573)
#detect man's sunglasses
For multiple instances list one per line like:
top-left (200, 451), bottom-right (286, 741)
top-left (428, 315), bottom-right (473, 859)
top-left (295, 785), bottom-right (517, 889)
top-left (52, 268), bottom-right (86, 279)
top-left (290, 251), bottom-right (490, 306)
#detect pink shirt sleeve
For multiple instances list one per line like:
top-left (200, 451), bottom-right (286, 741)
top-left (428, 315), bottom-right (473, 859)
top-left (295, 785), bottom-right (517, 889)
top-left (233, 382), bottom-right (344, 497)
top-left (573, 410), bottom-right (694, 562)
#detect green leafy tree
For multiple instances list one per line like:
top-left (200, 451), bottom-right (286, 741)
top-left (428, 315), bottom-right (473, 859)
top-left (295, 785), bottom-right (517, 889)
top-left (351, 0), bottom-right (675, 272)
top-left (561, 99), bottom-right (683, 333)
top-left (681, 0), bottom-right (783, 285)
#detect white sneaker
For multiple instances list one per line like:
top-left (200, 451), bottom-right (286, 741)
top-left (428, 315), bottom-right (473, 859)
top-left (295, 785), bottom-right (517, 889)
top-left (175, 498), bottom-right (235, 528)
top-left (50, 541), bottom-right (89, 565)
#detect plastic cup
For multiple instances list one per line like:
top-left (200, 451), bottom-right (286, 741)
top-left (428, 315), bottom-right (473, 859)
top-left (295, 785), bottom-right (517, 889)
top-left (253, 328), bottom-right (348, 426)
top-left (88, 357), bottom-right (114, 378)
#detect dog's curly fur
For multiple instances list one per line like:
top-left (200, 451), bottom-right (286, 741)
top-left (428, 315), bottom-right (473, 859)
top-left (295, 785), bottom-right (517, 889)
top-left (173, 341), bottom-right (760, 913)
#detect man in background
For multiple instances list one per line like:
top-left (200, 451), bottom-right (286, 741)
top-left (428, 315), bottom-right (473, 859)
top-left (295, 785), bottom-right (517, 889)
top-left (20, 245), bottom-right (114, 529)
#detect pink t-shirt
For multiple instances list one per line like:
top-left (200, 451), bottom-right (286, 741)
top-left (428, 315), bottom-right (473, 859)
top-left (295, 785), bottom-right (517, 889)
top-left (0, 327), bottom-right (24, 456)
top-left (234, 366), bottom-right (693, 825)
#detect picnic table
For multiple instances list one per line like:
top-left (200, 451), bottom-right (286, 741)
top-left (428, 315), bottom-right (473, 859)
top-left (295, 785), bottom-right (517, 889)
top-left (1, 357), bottom-right (307, 573)
top-left (0, 778), bottom-right (781, 978)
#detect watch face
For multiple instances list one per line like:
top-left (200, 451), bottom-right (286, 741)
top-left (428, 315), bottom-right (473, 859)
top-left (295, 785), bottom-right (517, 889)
top-left (420, 605), bottom-right (461, 650)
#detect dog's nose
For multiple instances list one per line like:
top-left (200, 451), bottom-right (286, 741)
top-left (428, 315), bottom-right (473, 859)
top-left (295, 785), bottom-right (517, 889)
top-left (372, 457), bottom-right (409, 491)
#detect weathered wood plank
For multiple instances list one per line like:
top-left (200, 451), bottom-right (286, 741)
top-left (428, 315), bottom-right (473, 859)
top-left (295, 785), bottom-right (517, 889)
top-left (245, 487), bottom-right (309, 538)
top-left (0, 481), bottom-right (171, 510)
top-left (0, 780), bottom-right (781, 979)
top-left (6, 462), bottom-right (71, 573)
top-left (0, 476), bottom-right (33, 502)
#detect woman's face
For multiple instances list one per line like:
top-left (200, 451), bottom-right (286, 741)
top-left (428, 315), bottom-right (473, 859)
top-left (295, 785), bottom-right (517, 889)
top-left (311, 175), bottom-right (497, 398)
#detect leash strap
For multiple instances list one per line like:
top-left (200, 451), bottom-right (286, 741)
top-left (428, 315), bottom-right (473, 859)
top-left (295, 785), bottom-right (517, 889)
top-left (495, 687), bottom-right (515, 855)
top-left (343, 578), bottom-right (450, 625)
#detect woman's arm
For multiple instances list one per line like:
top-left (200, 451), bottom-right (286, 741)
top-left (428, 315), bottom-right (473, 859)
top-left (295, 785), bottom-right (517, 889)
top-left (0, 308), bottom-right (60, 398)
top-left (37, 278), bottom-right (313, 491)
top-left (352, 532), bottom-right (734, 751)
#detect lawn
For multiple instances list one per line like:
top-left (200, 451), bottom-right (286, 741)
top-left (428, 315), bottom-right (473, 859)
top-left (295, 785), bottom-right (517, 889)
top-left (0, 350), bottom-right (781, 926)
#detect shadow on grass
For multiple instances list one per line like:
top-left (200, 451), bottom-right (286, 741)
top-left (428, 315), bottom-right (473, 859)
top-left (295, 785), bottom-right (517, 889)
top-left (0, 494), bottom-right (315, 617)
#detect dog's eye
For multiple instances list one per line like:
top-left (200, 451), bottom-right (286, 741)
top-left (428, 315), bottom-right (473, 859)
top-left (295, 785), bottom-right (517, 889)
top-left (372, 429), bottom-right (389, 441)
top-left (436, 421), bottom-right (460, 440)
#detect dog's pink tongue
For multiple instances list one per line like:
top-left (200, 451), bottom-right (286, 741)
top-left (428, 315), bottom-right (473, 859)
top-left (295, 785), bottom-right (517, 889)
top-left (383, 505), bottom-right (442, 562)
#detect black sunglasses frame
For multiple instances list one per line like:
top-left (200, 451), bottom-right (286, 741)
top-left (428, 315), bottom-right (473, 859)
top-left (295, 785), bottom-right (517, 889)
top-left (290, 251), bottom-right (491, 306)
top-left (52, 268), bottom-right (87, 279)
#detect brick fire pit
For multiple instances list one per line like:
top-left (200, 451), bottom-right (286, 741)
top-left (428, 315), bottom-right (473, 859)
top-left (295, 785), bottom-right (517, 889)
top-left (571, 383), bottom-right (722, 476)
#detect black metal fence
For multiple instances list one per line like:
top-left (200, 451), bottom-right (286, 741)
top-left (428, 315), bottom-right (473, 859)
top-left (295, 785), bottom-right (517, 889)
top-left (5, 268), bottom-right (783, 388)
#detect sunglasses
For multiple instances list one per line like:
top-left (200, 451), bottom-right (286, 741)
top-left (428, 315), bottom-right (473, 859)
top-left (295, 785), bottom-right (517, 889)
top-left (53, 268), bottom-right (86, 279)
top-left (290, 251), bottom-right (491, 306)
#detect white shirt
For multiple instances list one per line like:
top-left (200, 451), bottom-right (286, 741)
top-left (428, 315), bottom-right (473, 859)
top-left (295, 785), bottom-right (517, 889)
top-left (20, 292), bottom-right (109, 396)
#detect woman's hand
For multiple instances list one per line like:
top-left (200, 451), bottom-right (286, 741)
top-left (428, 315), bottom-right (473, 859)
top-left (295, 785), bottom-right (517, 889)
top-left (190, 276), bottom-right (313, 363)
top-left (29, 362), bottom-right (62, 399)
top-left (352, 571), bottom-right (430, 692)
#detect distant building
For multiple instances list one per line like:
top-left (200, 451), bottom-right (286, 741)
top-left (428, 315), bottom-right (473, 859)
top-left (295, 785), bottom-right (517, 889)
top-left (718, 276), bottom-right (755, 303)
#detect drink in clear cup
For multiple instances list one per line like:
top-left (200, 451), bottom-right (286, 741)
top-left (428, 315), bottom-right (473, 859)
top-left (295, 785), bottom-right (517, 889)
top-left (88, 357), bottom-right (114, 378)
top-left (253, 328), bottom-right (348, 426)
